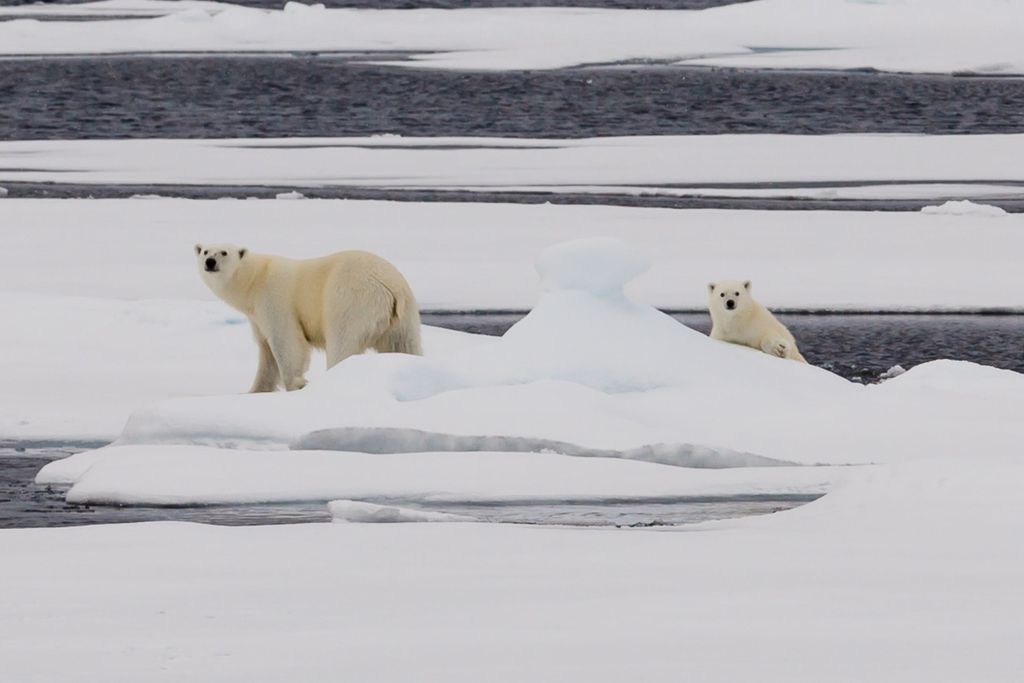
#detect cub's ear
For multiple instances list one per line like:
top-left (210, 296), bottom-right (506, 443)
top-left (707, 282), bottom-right (716, 293)
top-left (239, 248), bottom-right (247, 259)
top-left (743, 280), bottom-right (751, 291)
top-left (194, 244), bottom-right (202, 255)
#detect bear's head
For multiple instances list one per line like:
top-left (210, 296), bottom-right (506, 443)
top-left (708, 279), bottom-right (752, 315)
top-left (195, 243), bottom-right (247, 286)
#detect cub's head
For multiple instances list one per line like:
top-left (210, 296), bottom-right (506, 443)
top-left (708, 279), bottom-right (752, 314)
top-left (195, 243), bottom-right (247, 284)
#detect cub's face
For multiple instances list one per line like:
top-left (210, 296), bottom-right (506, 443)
top-left (195, 243), bottom-right (247, 284)
top-left (708, 279), bottom-right (752, 315)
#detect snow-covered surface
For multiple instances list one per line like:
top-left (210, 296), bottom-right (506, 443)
top-left (4, 454), bottom-right (1024, 681)
top-left (921, 199), bottom-right (1009, 217)
top-left (0, 0), bottom-right (1022, 75)
top-left (1, 135), bottom-right (1020, 200)
top-left (2, 197), bottom-right (1023, 442)
top-left (32, 238), bottom-right (1024, 515)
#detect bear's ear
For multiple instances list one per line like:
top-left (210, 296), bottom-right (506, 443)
top-left (194, 243), bottom-right (202, 255)
top-left (707, 282), bottom-right (716, 293)
top-left (238, 248), bottom-right (247, 259)
top-left (743, 280), bottom-right (751, 291)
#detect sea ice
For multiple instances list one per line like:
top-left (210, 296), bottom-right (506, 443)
top-left (921, 199), bottom-right (1009, 217)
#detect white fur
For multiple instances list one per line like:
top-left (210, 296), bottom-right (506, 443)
top-left (196, 243), bottom-right (422, 392)
top-left (707, 279), bottom-right (807, 363)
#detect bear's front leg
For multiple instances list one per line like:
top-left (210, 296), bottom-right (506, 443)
top-left (761, 337), bottom-right (789, 358)
top-left (249, 328), bottom-right (281, 393)
top-left (265, 322), bottom-right (311, 392)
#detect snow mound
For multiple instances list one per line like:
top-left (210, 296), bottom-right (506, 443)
top-left (920, 200), bottom-right (1008, 216)
top-left (329, 500), bottom-right (475, 523)
top-left (275, 190), bottom-right (305, 200)
top-left (535, 236), bottom-right (649, 294)
top-left (294, 427), bottom-right (793, 468)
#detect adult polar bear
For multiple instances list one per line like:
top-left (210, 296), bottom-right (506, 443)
top-left (708, 279), bottom-right (807, 363)
top-left (196, 244), bottom-right (422, 392)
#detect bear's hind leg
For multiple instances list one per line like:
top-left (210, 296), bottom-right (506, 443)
top-left (267, 323), bottom-right (311, 391)
top-left (324, 285), bottom-right (394, 370)
top-left (374, 315), bottom-right (422, 356)
top-left (325, 315), bottom-right (389, 369)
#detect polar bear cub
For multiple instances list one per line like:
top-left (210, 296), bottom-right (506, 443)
top-left (196, 244), bottom-right (422, 392)
top-left (708, 280), bottom-right (807, 363)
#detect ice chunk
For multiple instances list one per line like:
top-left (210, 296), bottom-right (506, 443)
top-left (877, 364), bottom-right (907, 382)
top-left (920, 200), bottom-right (1007, 216)
top-left (283, 2), bottom-right (326, 15)
top-left (275, 190), bottom-right (306, 200)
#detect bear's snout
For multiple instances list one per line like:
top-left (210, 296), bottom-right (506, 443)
top-left (205, 257), bottom-right (218, 272)
top-left (725, 299), bottom-right (736, 310)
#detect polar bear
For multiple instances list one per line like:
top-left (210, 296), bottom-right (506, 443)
top-left (196, 244), bottom-right (422, 392)
top-left (707, 280), bottom-right (807, 363)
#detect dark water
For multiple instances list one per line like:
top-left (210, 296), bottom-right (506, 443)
top-left (3, 57), bottom-right (1023, 142)
top-left (2, 0), bottom-right (749, 10)
top-left (11, 180), bottom-right (1024, 214)
top-left (423, 312), bottom-right (1024, 383)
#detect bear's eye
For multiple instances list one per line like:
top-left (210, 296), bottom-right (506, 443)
top-left (720, 293), bottom-right (725, 297)
top-left (734, 292), bottom-right (739, 296)
top-left (221, 251), bottom-right (227, 257)
top-left (203, 250), bottom-right (208, 256)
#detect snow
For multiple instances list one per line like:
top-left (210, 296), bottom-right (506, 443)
top-left (0, 0), bottom-right (1022, 75)
top-left (3, 454), bottom-right (1024, 681)
top-left (274, 190), bottom-right (305, 200)
top-left (921, 199), bottom-right (1009, 217)
top-left (329, 500), bottom-right (476, 523)
top-left (1, 135), bottom-right (1020, 200)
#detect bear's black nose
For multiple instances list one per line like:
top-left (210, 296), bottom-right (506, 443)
top-left (726, 299), bottom-right (736, 310)
top-left (205, 257), bottom-right (217, 270)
